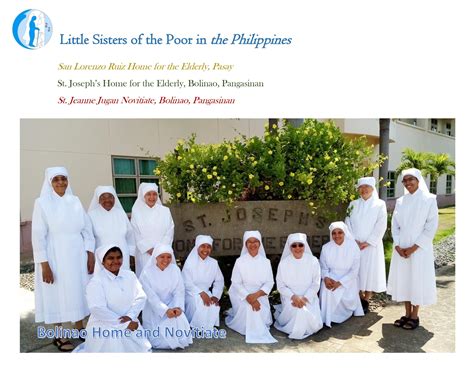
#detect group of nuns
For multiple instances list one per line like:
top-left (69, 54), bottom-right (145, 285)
top-left (32, 166), bottom-right (438, 352)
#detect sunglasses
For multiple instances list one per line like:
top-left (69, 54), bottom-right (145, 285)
top-left (291, 243), bottom-right (305, 248)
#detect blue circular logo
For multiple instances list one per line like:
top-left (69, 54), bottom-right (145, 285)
top-left (12, 9), bottom-right (53, 49)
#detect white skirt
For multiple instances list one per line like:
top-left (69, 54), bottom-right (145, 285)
top-left (225, 288), bottom-right (277, 344)
top-left (274, 298), bottom-right (323, 339)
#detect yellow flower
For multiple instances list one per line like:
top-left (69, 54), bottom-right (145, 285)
top-left (311, 210), bottom-right (316, 215)
top-left (177, 156), bottom-right (182, 160)
top-left (154, 169), bottom-right (161, 175)
top-left (272, 124), bottom-right (278, 129)
top-left (287, 195), bottom-right (292, 199)
top-left (202, 168), bottom-right (207, 173)
top-left (228, 190), bottom-right (233, 195)
top-left (207, 174), bottom-right (213, 179)
top-left (338, 175), bottom-right (342, 179)
top-left (222, 185), bottom-right (226, 189)
top-left (249, 174), bottom-right (254, 179)
top-left (307, 179), bottom-right (313, 185)
top-left (355, 150), bottom-right (360, 155)
top-left (309, 201), bottom-right (314, 206)
top-left (213, 171), bottom-right (218, 176)
top-left (190, 148), bottom-right (195, 153)
top-left (279, 181), bottom-right (284, 186)
top-left (386, 181), bottom-right (391, 186)
top-left (324, 154), bottom-right (330, 161)
top-left (189, 164), bottom-right (194, 169)
top-left (223, 155), bottom-right (228, 160)
top-left (177, 139), bottom-right (185, 145)
top-left (290, 172), bottom-right (295, 177)
top-left (350, 194), bottom-right (355, 200)
top-left (232, 183), bottom-right (236, 187)
top-left (250, 156), bottom-right (255, 161)
top-left (176, 193), bottom-right (182, 198)
top-left (191, 197), bottom-right (196, 203)
top-left (252, 161), bottom-right (258, 166)
top-left (213, 166), bottom-right (217, 170)
top-left (264, 185), bottom-right (270, 190)
top-left (268, 150), bottom-right (273, 155)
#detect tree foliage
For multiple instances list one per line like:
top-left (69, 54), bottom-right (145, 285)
top-left (155, 119), bottom-right (385, 214)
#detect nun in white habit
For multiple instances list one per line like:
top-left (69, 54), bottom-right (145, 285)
top-left (88, 186), bottom-right (136, 270)
top-left (319, 222), bottom-right (364, 327)
top-left (387, 168), bottom-right (438, 330)
top-left (345, 177), bottom-right (387, 310)
top-left (225, 231), bottom-right (277, 343)
top-left (131, 183), bottom-right (175, 277)
top-left (74, 244), bottom-right (151, 353)
top-left (274, 233), bottom-right (323, 339)
top-left (182, 235), bottom-right (224, 330)
top-left (140, 244), bottom-right (193, 349)
top-left (32, 167), bottom-right (95, 351)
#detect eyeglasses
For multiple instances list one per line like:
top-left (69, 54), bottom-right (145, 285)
top-left (291, 243), bottom-right (305, 248)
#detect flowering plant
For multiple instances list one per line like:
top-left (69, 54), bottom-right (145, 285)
top-left (155, 119), bottom-right (384, 214)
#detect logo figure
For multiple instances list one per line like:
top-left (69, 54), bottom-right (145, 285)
top-left (12, 9), bottom-right (53, 49)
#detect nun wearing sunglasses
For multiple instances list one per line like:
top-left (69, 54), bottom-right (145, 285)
top-left (273, 233), bottom-right (323, 339)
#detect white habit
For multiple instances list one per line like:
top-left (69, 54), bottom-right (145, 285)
top-left (75, 245), bottom-right (151, 352)
top-left (345, 177), bottom-right (387, 292)
top-left (88, 185), bottom-right (136, 270)
top-left (32, 167), bottom-right (94, 324)
top-left (131, 183), bottom-right (175, 277)
top-left (225, 231), bottom-right (277, 343)
top-left (274, 233), bottom-right (323, 339)
top-left (319, 222), bottom-right (364, 327)
top-left (387, 168), bottom-right (439, 306)
top-left (182, 235), bottom-right (224, 330)
top-left (140, 245), bottom-right (193, 349)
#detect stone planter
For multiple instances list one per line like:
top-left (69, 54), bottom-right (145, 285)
top-left (170, 200), bottom-right (346, 259)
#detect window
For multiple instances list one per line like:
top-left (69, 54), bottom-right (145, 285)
top-left (429, 176), bottom-right (437, 194)
top-left (446, 174), bottom-right (453, 194)
top-left (112, 157), bottom-right (160, 212)
top-left (431, 119), bottom-right (438, 132)
top-left (387, 171), bottom-right (396, 198)
top-left (446, 122), bottom-right (452, 136)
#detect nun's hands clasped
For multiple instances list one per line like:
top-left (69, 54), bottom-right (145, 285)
top-left (200, 291), bottom-right (212, 306)
top-left (119, 315), bottom-right (139, 331)
top-left (41, 262), bottom-right (54, 284)
top-left (324, 277), bottom-right (341, 291)
top-left (210, 296), bottom-right (220, 306)
top-left (356, 241), bottom-right (369, 250)
top-left (166, 308), bottom-right (183, 318)
top-left (246, 290), bottom-right (266, 311)
top-left (291, 295), bottom-right (309, 308)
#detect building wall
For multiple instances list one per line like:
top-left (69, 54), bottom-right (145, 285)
top-left (20, 119), bottom-right (266, 221)
top-left (385, 120), bottom-right (455, 198)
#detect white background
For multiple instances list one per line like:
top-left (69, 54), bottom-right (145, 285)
top-left (1, 0), bottom-right (471, 369)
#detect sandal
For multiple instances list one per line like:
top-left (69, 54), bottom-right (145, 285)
top-left (52, 338), bottom-right (74, 352)
top-left (393, 316), bottom-right (409, 327)
top-left (402, 318), bottom-right (420, 330)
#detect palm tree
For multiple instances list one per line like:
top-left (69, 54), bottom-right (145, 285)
top-left (426, 153), bottom-right (455, 193)
top-left (395, 148), bottom-right (431, 177)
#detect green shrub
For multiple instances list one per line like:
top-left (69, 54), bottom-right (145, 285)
top-left (155, 119), bottom-right (385, 215)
